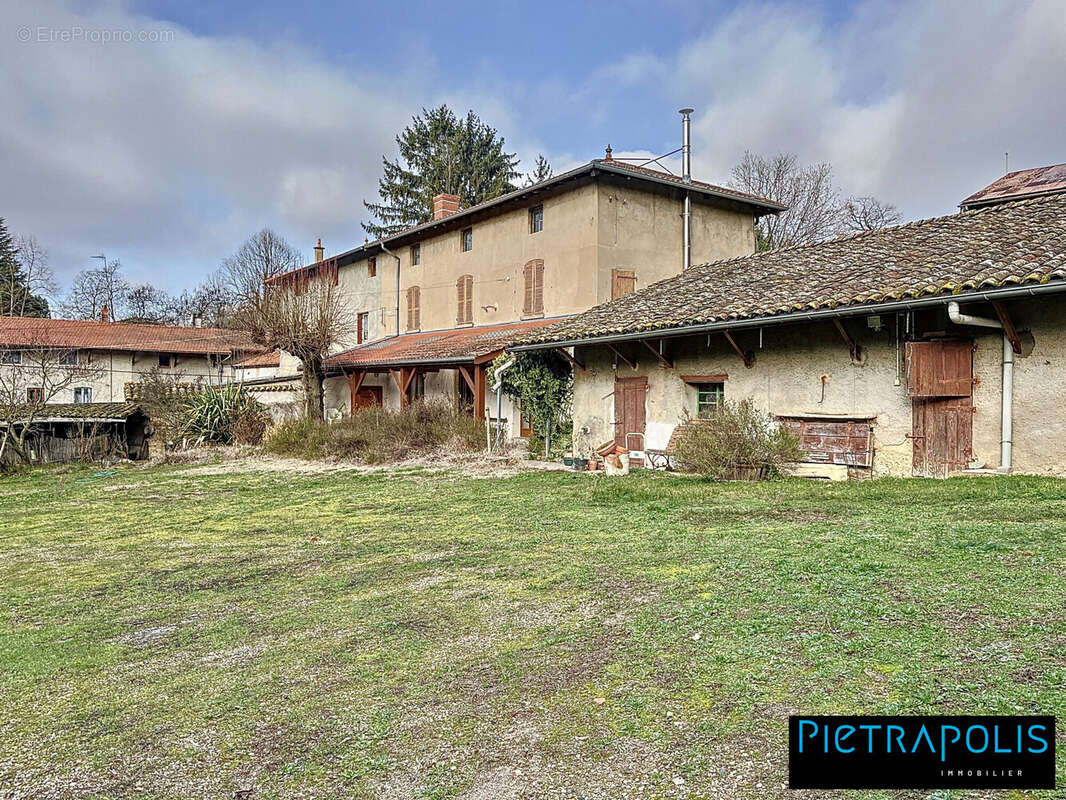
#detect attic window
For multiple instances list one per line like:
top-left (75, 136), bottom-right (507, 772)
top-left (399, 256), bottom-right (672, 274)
top-left (368, 257), bottom-right (377, 277)
top-left (529, 205), bottom-right (543, 234)
top-left (460, 227), bottom-right (473, 252)
top-left (59, 349), bottom-right (78, 366)
top-left (1, 351), bottom-right (22, 365)
top-left (410, 243), bottom-right (420, 265)
top-left (159, 354), bottom-right (175, 368)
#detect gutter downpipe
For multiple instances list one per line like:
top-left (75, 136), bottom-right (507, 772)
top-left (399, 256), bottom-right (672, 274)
top-left (491, 356), bottom-right (516, 454)
top-left (680, 108), bottom-right (694, 271)
top-left (947, 300), bottom-right (1012, 472)
top-left (379, 241), bottom-right (401, 338)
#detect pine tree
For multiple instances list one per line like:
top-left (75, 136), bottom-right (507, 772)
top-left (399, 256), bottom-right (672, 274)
top-left (524, 154), bottom-right (553, 186)
top-left (363, 106), bottom-right (520, 238)
top-left (0, 219), bottom-right (50, 317)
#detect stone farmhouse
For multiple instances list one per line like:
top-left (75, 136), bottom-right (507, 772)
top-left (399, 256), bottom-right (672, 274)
top-left (513, 164), bottom-right (1066, 478)
top-left (247, 154), bottom-right (783, 436)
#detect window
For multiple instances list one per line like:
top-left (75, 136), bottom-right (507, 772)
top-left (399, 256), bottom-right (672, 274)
top-left (523, 259), bottom-right (544, 316)
top-left (357, 312), bottom-right (369, 344)
top-left (696, 382), bottom-right (725, 418)
top-left (26, 387), bottom-right (43, 404)
top-left (410, 243), bottom-right (420, 265)
top-left (456, 274), bottom-right (473, 325)
top-left (460, 227), bottom-right (473, 252)
top-left (59, 349), bottom-right (78, 366)
top-left (368, 257), bottom-right (376, 278)
top-left (406, 286), bottom-right (421, 331)
top-left (1, 350), bottom-right (22, 365)
top-left (73, 387), bottom-right (93, 403)
top-left (529, 205), bottom-right (543, 234)
top-left (158, 353), bottom-right (174, 368)
top-left (611, 269), bottom-right (636, 300)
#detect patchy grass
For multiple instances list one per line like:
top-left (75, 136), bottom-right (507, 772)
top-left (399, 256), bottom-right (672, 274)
top-left (0, 466), bottom-right (1063, 799)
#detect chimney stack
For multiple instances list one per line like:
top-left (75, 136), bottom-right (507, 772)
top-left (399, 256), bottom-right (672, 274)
top-left (100, 305), bottom-right (109, 323)
top-left (679, 107), bottom-right (694, 270)
top-left (314, 238), bottom-right (324, 263)
top-left (432, 193), bottom-right (461, 220)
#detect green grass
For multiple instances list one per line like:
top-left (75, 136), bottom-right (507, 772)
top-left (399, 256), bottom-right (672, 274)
top-left (0, 465), bottom-right (1063, 799)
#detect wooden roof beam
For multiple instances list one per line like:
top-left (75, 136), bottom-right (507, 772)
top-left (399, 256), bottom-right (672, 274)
top-left (606, 343), bottom-right (636, 370)
top-left (556, 347), bottom-right (586, 372)
top-left (833, 318), bottom-right (862, 362)
top-left (640, 339), bottom-right (673, 369)
top-left (722, 330), bottom-right (755, 368)
top-left (991, 301), bottom-right (1023, 354)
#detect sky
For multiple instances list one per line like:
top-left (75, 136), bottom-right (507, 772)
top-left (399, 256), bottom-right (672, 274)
top-left (3, 0), bottom-right (1064, 299)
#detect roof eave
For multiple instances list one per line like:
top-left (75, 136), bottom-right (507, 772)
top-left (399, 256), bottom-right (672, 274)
top-left (510, 279), bottom-right (1066, 351)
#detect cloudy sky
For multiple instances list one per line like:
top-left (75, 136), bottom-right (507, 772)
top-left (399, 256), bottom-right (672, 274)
top-left (3, 0), bottom-right (1064, 298)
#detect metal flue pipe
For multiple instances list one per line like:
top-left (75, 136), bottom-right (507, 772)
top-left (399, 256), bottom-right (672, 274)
top-left (491, 356), bottom-right (515, 453)
top-left (679, 108), bottom-right (694, 271)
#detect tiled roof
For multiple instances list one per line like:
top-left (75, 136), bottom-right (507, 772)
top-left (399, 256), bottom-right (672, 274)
top-left (0, 317), bottom-right (257, 356)
top-left (12, 402), bottom-right (142, 422)
top-left (961, 163), bottom-right (1066, 209)
top-left (516, 193), bottom-right (1066, 347)
top-left (326, 318), bottom-right (570, 370)
top-left (235, 349), bottom-right (281, 368)
top-left (271, 160), bottom-right (785, 283)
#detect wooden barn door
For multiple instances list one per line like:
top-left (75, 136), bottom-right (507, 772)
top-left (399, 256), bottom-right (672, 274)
top-left (614, 377), bottom-right (647, 464)
top-left (906, 340), bottom-right (974, 477)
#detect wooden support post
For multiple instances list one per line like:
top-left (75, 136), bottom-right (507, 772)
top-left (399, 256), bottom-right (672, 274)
top-left (722, 330), bottom-right (755, 368)
top-left (555, 347), bottom-right (586, 372)
top-left (457, 364), bottom-right (476, 393)
top-left (401, 368), bottom-right (417, 394)
top-left (606, 343), bottom-right (636, 370)
top-left (474, 364), bottom-right (486, 420)
top-left (991, 301), bottom-right (1023, 355)
top-left (639, 339), bottom-right (673, 369)
top-left (833, 318), bottom-right (861, 362)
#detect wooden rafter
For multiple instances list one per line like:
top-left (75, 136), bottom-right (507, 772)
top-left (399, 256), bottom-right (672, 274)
top-left (833, 318), bottom-right (861, 362)
top-left (389, 369), bottom-right (404, 393)
top-left (991, 301), bottom-right (1023, 355)
top-left (401, 368), bottom-right (417, 393)
top-left (639, 339), bottom-right (673, 369)
top-left (347, 370), bottom-right (366, 396)
top-left (457, 364), bottom-right (476, 393)
top-left (722, 330), bottom-right (755, 368)
top-left (606, 343), bottom-right (636, 370)
top-left (555, 347), bottom-right (586, 372)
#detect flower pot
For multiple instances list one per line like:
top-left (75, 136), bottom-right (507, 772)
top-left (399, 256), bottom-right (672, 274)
top-left (563, 456), bottom-right (574, 466)
top-left (573, 458), bottom-right (587, 471)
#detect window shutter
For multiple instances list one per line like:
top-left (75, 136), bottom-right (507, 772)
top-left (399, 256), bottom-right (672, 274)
top-left (463, 275), bottom-right (473, 323)
top-left (407, 286), bottom-right (419, 330)
top-left (523, 262), bottom-right (533, 315)
top-left (534, 261), bottom-right (544, 314)
top-left (612, 269), bottom-right (636, 300)
top-left (457, 276), bottom-right (465, 324)
top-left (457, 275), bottom-right (472, 324)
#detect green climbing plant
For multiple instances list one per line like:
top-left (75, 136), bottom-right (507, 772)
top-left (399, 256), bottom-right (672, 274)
top-left (488, 350), bottom-right (572, 456)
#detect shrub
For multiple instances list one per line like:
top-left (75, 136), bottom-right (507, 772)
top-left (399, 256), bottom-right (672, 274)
top-left (265, 400), bottom-right (484, 463)
top-left (673, 399), bottom-right (805, 480)
top-left (179, 385), bottom-right (269, 446)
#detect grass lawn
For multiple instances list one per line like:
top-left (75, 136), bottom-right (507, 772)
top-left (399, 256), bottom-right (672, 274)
top-left (0, 464), bottom-right (1063, 799)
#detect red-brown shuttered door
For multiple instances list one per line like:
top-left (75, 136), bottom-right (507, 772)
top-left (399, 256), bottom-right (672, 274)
top-left (614, 377), bottom-right (647, 464)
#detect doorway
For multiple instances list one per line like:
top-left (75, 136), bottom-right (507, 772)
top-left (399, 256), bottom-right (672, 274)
top-left (906, 339), bottom-right (974, 477)
top-left (613, 376), bottom-right (647, 464)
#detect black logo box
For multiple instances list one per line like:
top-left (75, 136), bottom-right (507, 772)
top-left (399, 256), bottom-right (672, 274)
top-left (788, 715), bottom-right (1055, 790)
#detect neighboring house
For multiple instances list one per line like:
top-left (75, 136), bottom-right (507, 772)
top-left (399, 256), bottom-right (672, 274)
top-left (513, 172), bottom-right (1066, 478)
top-left (263, 155), bottom-right (782, 436)
top-left (232, 349), bottom-right (301, 420)
top-left (0, 315), bottom-right (256, 404)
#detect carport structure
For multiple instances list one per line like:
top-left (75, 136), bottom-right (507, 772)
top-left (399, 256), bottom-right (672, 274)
top-left (325, 318), bottom-right (567, 417)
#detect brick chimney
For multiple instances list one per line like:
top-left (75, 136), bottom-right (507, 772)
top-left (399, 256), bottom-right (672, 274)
top-left (314, 238), bottom-right (324, 263)
top-left (432, 193), bottom-right (461, 220)
top-left (100, 305), bottom-right (109, 323)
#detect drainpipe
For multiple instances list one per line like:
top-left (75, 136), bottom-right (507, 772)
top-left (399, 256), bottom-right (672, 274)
top-left (946, 301), bottom-right (1013, 472)
top-left (491, 356), bottom-right (515, 453)
top-left (679, 108), bottom-right (693, 271)
top-left (379, 241), bottom-right (401, 338)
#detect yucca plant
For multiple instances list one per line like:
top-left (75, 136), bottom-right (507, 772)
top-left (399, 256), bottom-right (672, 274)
top-left (179, 385), bottom-right (267, 446)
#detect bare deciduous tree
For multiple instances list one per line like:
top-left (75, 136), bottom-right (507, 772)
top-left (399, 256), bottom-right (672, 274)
top-left (0, 325), bottom-right (105, 464)
top-left (61, 259), bottom-right (129, 320)
top-left (840, 195), bottom-right (903, 234)
top-left (222, 229), bottom-right (349, 420)
top-left (731, 151), bottom-right (902, 250)
top-left (9, 234), bottom-right (56, 317)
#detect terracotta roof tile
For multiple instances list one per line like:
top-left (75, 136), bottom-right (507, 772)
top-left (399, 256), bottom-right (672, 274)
top-left (0, 317), bottom-right (257, 356)
top-left (326, 318), bottom-right (570, 370)
top-left (235, 349), bottom-right (281, 368)
top-left (517, 193), bottom-right (1066, 346)
top-left (961, 163), bottom-right (1066, 208)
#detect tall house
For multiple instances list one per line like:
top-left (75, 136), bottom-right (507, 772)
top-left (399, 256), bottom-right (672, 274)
top-left (267, 158), bottom-right (782, 435)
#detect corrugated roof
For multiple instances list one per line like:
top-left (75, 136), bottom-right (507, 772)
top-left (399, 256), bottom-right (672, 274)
top-left (515, 193), bottom-right (1066, 347)
top-left (0, 317), bottom-right (257, 356)
top-left (960, 163), bottom-right (1066, 209)
top-left (326, 318), bottom-right (570, 370)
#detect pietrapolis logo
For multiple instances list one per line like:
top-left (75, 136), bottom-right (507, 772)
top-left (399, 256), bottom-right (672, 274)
top-left (788, 715), bottom-right (1055, 790)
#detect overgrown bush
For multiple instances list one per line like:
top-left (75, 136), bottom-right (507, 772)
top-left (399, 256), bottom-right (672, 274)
top-left (673, 399), bottom-right (805, 480)
top-left (488, 350), bottom-right (572, 457)
top-left (179, 385), bottom-right (269, 446)
top-left (265, 400), bottom-right (484, 463)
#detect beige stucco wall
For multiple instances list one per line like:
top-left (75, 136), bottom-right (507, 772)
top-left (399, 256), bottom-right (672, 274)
top-left (570, 297), bottom-right (1066, 477)
top-left (1, 349), bottom-right (233, 404)
top-left (595, 183), bottom-right (756, 299)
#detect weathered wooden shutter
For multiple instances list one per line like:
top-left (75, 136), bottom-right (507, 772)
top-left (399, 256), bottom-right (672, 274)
top-left (407, 286), bottom-right (420, 331)
top-left (457, 275), bottom-right (472, 324)
top-left (906, 340), bottom-right (973, 397)
top-left (524, 260), bottom-right (544, 315)
top-left (523, 262), bottom-right (533, 315)
top-left (612, 269), bottom-right (635, 300)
